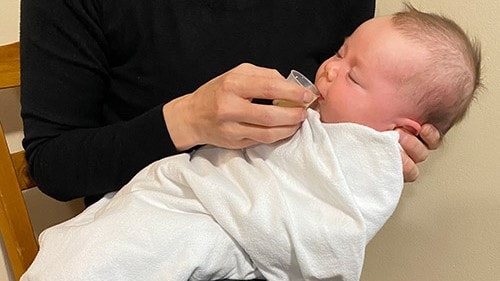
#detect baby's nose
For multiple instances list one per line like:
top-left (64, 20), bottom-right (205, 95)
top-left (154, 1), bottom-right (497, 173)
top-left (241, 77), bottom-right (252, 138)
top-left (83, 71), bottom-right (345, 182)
top-left (326, 62), bottom-right (339, 81)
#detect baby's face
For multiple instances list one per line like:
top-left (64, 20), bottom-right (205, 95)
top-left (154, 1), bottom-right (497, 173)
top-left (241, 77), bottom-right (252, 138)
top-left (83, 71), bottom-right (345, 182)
top-left (314, 16), bottom-right (428, 132)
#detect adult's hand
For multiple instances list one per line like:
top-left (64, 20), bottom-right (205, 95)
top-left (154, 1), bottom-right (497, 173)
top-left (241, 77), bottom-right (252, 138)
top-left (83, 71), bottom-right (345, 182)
top-left (398, 124), bottom-right (441, 182)
top-left (163, 63), bottom-right (316, 151)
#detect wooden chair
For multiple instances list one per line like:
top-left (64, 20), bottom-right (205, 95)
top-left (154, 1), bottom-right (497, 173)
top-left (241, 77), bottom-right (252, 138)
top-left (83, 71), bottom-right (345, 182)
top-left (0, 42), bottom-right (38, 280)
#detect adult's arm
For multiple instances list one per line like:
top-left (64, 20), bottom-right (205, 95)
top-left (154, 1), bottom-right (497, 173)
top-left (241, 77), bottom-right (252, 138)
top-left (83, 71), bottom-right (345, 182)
top-left (21, 0), bottom-right (174, 201)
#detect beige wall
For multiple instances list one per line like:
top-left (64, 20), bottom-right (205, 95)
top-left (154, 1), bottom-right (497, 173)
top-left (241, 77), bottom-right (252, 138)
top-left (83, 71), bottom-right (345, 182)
top-left (1, 0), bottom-right (499, 280)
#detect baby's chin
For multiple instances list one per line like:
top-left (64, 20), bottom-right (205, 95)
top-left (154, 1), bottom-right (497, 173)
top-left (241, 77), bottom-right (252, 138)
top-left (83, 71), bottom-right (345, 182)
top-left (317, 109), bottom-right (335, 124)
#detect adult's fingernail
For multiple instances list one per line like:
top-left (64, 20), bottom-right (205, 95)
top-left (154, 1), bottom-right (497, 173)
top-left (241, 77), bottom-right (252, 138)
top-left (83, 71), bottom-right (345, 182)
top-left (303, 91), bottom-right (314, 103)
top-left (420, 125), bottom-right (431, 136)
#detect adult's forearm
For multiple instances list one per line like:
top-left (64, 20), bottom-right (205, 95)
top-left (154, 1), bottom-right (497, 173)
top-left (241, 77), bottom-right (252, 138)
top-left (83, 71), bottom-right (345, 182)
top-left (24, 106), bottom-right (177, 201)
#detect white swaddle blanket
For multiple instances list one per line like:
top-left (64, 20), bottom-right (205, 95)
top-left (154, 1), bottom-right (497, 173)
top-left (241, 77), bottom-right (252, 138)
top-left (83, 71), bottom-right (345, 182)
top-left (22, 110), bottom-right (403, 281)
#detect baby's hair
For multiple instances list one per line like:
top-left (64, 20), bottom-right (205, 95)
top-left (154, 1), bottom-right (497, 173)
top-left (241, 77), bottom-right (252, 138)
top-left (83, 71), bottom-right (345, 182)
top-left (391, 3), bottom-right (482, 136)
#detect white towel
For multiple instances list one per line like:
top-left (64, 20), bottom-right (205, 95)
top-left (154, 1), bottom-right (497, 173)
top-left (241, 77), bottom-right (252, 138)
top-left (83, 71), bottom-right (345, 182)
top-left (22, 110), bottom-right (403, 281)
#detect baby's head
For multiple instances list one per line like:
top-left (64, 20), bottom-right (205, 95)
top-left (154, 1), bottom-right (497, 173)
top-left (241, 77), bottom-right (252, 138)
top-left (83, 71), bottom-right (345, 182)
top-left (314, 4), bottom-right (481, 136)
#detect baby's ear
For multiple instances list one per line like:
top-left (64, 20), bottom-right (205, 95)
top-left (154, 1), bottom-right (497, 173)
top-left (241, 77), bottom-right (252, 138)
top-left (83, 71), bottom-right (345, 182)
top-left (395, 118), bottom-right (422, 136)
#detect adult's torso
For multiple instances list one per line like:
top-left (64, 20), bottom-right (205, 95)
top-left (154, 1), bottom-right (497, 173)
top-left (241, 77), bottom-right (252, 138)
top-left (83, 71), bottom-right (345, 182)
top-left (97, 0), bottom-right (365, 121)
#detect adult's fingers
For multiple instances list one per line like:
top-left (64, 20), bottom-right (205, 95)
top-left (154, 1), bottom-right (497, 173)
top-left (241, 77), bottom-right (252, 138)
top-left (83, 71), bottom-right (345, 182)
top-left (223, 63), bottom-right (316, 106)
top-left (401, 150), bottom-right (419, 183)
top-left (397, 129), bottom-right (429, 164)
top-left (236, 122), bottom-right (301, 144)
top-left (225, 100), bottom-right (307, 127)
top-left (419, 124), bottom-right (441, 150)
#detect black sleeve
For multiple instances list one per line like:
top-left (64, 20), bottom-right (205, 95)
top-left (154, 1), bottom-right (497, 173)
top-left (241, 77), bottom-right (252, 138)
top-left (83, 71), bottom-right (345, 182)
top-left (20, 0), bottom-right (176, 201)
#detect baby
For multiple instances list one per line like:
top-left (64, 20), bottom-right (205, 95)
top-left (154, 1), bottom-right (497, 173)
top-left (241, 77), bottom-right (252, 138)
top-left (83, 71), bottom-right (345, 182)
top-left (314, 6), bottom-right (480, 137)
top-left (22, 5), bottom-right (481, 281)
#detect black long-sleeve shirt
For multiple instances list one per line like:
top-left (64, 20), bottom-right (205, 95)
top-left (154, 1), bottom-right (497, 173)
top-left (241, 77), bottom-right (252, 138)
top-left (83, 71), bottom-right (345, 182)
top-left (20, 0), bottom-right (375, 203)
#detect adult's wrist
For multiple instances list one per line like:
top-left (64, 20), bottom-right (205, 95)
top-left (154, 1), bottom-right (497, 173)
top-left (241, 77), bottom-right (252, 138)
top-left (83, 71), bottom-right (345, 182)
top-left (162, 94), bottom-right (201, 151)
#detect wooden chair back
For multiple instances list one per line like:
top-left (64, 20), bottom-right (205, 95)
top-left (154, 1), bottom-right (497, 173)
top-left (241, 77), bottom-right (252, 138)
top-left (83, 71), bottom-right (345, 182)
top-left (0, 42), bottom-right (39, 280)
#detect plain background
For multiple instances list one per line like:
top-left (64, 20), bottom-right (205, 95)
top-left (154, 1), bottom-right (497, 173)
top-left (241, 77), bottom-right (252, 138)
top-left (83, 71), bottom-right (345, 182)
top-left (1, 0), bottom-right (499, 280)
